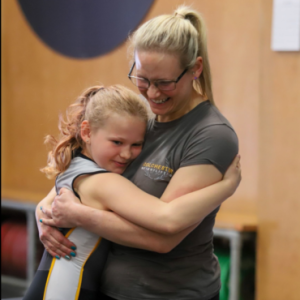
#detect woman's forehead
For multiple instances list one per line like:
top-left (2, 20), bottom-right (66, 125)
top-left (134, 50), bottom-right (181, 75)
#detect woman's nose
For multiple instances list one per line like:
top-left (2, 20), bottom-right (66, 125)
top-left (147, 83), bottom-right (161, 99)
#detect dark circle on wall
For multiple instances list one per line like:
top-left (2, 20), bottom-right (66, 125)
top-left (17, 0), bottom-right (154, 59)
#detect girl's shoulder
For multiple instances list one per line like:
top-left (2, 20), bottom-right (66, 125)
top-left (76, 172), bottom-right (131, 196)
top-left (76, 172), bottom-right (142, 211)
top-left (74, 172), bottom-right (123, 210)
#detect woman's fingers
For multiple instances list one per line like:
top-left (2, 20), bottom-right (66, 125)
top-left (41, 206), bottom-right (53, 218)
top-left (39, 224), bottom-right (77, 259)
top-left (227, 154), bottom-right (241, 173)
top-left (40, 218), bottom-right (56, 227)
top-left (233, 154), bottom-right (241, 171)
top-left (59, 187), bottom-right (71, 196)
top-left (234, 154), bottom-right (240, 166)
top-left (45, 236), bottom-right (77, 259)
top-left (236, 155), bottom-right (242, 182)
top-left (223, 154), bottom-right (242, 193)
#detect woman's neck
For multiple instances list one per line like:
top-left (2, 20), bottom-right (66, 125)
top-left (157, 91), bottom-right (207, 123)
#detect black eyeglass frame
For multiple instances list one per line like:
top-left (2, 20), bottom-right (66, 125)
top-left (128, 62), bottom-right (188, 91)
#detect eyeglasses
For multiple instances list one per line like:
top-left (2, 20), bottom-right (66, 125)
top-left (128, 62), bottom-right (188, 91)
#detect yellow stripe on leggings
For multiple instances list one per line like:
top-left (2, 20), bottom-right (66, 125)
top-left (43, 228), bottom-right (75, 300)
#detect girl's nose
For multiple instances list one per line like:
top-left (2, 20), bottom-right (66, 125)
top-left (120, 147), bottom-right (131, 160)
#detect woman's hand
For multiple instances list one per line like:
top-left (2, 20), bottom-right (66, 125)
top-left (38, 213), bottom-right (77, 259)
top-left (223, 154), bottom-right (242, 196)
top-left (36, 188), bottom-right (77, 259)
top-left (41, 188), bottom-right (81, 228)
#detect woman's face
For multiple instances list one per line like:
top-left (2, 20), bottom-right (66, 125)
top-left (134, 50), bottom-right (198, 122)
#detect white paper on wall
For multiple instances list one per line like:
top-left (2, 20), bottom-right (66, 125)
top-left (271, 0), bottom-right (300, 51)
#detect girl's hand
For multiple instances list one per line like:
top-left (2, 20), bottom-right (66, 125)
top-left (223, 154), bottom-right (242, 196)
top-left (41, 188), bottom-right (81, 228)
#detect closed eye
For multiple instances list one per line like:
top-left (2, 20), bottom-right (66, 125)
top-left (157, 80), bottom-right (173, 87)
top-left (132, 143), bottom-right (143, 147)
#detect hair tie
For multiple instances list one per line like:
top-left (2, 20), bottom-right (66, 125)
top-left (91, 87), bottom-right (105, 98)
top-left (175, 12), bottom-right (185, 19)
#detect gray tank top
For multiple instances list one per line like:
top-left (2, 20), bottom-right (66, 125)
top-left (55, 153), bottom-right (107, 198)
top-left (38, 153), bottom-right (110, 299)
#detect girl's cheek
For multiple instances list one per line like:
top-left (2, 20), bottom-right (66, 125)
top-left (133, 148), bottom-right (142, 159)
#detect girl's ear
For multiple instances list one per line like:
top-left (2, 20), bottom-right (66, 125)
top-left (81, 120), bottom-right (92, 144)
top-left (191, 56), bottom-right (203, 78)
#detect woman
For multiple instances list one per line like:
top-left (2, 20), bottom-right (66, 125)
top-left (37, 5), bottom-right (239, 300)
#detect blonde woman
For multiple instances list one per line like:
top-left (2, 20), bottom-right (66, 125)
top-left (37, 6), bottom-right (240, 300)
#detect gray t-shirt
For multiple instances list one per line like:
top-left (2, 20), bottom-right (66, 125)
top-left (100, 101), bottom-right (238, 300)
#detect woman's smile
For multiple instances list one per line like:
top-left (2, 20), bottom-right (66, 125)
top-left (150, 97), bottom-right (170, 104)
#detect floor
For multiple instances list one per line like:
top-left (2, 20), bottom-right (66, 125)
top-left (1, 283), bottom-right (26, 300)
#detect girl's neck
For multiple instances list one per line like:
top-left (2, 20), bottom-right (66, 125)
top-left (81, 148), bottom-right (93, 161)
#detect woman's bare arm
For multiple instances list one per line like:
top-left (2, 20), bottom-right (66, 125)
top-left (37, 189), bottom-right (199, 257)
top-left (69, 207), bottom-right (199, 253)
top-left (42, 156), bottom-right (240, 238)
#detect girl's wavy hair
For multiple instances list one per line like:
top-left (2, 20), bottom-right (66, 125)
top-left (41, 85), bottom-right (150, 179)
top-left (128, 5), bottom-right (215, 105)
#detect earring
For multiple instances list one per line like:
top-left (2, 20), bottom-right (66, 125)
top-left (86, 139), bottom-right (90, 143)
top-left (194, 77), bottom-right (198, 80)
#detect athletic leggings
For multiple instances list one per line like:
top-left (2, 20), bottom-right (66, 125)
top-left (98, 292), bottom-right (220, 300)
top-left (23, 230), bottom-right (110, 300)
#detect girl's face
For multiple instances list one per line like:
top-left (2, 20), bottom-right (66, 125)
top-left (134, 50), bottom-right (202, 122)
top-left (83, 113), bottom-right (146, 174)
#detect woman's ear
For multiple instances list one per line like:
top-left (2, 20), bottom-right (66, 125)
top-left (192, 56), bottom-right (203, 78)
top-left (81, 120), bottom-right (92, 144)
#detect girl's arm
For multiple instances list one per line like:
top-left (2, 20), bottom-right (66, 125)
top-left (42, 155), bottom-right (241, 235)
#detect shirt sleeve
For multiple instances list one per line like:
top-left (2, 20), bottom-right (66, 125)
top-left (180, 124), bottom-right (239, 174)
